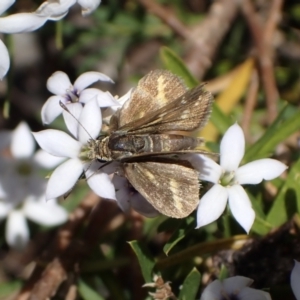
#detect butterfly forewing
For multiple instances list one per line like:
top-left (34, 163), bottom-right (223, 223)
top-left (117, 83), bottom-right (213, 135)
top-left (118, 70), bottom-right (187, 128)
top-left (123, 159), bottom-right (200, 218)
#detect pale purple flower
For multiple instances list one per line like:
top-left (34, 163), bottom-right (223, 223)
top-left (291, 260), bottom-right (300, 300)
top-left (41, 71), bottom-right (119, 137)
top-left (188, 123), bottom-right (287, 233)
top-left (0, 122), bottom-right (68, 249)
top-left (200, 276), bottom-right (271, 300)
top-left (34, 99), bottom-right (116, 201)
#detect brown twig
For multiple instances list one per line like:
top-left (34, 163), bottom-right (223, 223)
top-left (138, 0), bottom-right (190, 38)
top-left (15, 191), bottom-right (101, 300)
top-left (138, 0), bottom-right (239, 80)
top-left (184, 0), bottom-right (240, 79)
top-left (241, 68), bottom-right (259, 142)
top-left (241, 0), bottom-right (283, 123)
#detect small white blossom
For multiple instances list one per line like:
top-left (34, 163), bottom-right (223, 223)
top-left (41, 71), bottom-right (119, 137)
top-left (0, 122), bottom-right (68, 249)
top-left (34, 99), bottom-right (116, 200)
top-left (200, 276), bottom-right (271, 300)
top-left (188, 123), bottom-right (287, 233)
top-left (291, 260), bottom-right (300, 300)
top-left (0, 0), bottom-right (75, 79)
top-left (36, 0), bottom-right (101, 18)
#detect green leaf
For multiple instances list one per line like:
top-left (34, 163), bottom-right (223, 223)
top-left (179, 268), bottom-right (201, 300)
top-left (128, 240), bottom-right (155, 282)
top-left (163, 216), bottom-right (195, 255)
top-left (0, 281), bottom-right (21, 297)
top-left (160, 46), bottom-right (198, 88)
top-left (266, 157), bottom-right (300, 227)
top-left (210, 103), bottom-right (232, 135)
top-left (244, 104), bottom-right (300, 162)
top-left (78, 279), bottom-right (105, 300)
top-left (218, 265), bottom-right (229, 280)
top-left (248, 192), bottom-right (272, 235)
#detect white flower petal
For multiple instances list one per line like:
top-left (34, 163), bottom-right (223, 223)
top-left (0, 13), bottom-right (47, 33)
top-left (35, 0), bottom-right (76, 19)
top-left (0, 39), bottom-right (9, 80)
top-left (228, 185), bottom-right (255, 233)
top-left (33, 130), bottom-right (81, 158)
top-left (47, 71), bottom-right (72, 95)
top-left (62, 102), bottom-right (83, 138)
top-left (24, 198), bottom-right (68, 226)
top-left (236, 159), bottom-right (287, 185)
top-left (77, 0), bottom-right (101, 15)
top-left (46, 158), bottom-right (83, 199)
top-left (0, 201), bottom-right (12, 220)
top-left (220, 123), bottom-right (245, 172)
top-left (11, 122), bottom-right (35, 158)
top-left (41, 95), bottom-right (63, 124)
top-left (78, 98), bottom-right (102, 143)
top-left (0, 0), bottom-right (15, 16)
top-left (34, 149), bottom-right (66, 169)
top-left (130, 193), bottom-right (159, 218)
top-left (74, 71), bottom-right (113, 92)
top-left (200, 279), bottom-right (223, 300)
top-left (291, 260), bottom-right (300, 300)
top-left (80, 89), bottom-right (119, 106)
top-left (223, 276), bottom-right (253, 293)
top-left (85, 163), bottom-right (116, 200)
top-left (6, 210), bottom-right (29, 250)
top-left (196, 184), bottom-right (228, 228)
top-left (239, 287), bottom-right (272, 300)
top-left (183, 154), bottom-right (222, 183)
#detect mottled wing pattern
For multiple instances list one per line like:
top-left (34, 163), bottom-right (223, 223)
top-left (117, 84), bottom-right (213, 134)
top-left (123, 160), bottom-right (200, 218)
top-left (118, 70), bottom-right (187, 128)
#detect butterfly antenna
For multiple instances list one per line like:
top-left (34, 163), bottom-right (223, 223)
top-left (59, 101), bottom-right (94, 141)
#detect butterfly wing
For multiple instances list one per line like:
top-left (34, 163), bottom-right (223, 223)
top-left (117, 83), bottom-right (213, 135)
top-left (123, 159), bottom-right (200, 218)
top-left (118, 69), bottom-right (187, 128)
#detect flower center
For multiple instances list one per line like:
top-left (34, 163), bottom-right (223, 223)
top-left (219, 171), bottom-right (236, 187)
top-left (66, 88), bottom-right (79, 103)
top-left (16, 161), bottom-right (32, 176)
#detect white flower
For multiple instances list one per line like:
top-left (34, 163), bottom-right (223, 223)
top-left (41, 71), bottom-right (119, 137)
top-left (34, 98), bottom-right (116, 201)
top-left (189, 123), bottom-right (287, 233)
top-left (200, 276), bottom-right (271, 300)
top-left (0, 122), bottom-right (68, 249)
top-left (0, 0), bottom-right (76, 79)
top-left (0, 0), bottom-right (45, 79)
top-left (291, 260), bottom-right (300, 300)
top-left (36, 0), bottom-right (101, 17)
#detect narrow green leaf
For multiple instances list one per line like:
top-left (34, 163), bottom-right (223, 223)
top-left (179, 268), bottom-right (201, 300)
top-left (267, 157), bottom-right (300, 227)
top-left (210, 103), bottom-right (232, 135)
top-left (244, 104), bottom-right (300, 162)
top-left (78, 279), bottom-right (105, 300)
top-left (128, 240), bottom-right (155, 282)
top-left (218, 265), bottom-right (229, 280)
top-left (0, 281), bottom-right (21, 297)
top-left (163, 216), bottom-right (195, 255)
top-left (160, 46), bottom-right (198, 88)
top-left (248, 192), bottom-right (272, 235)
